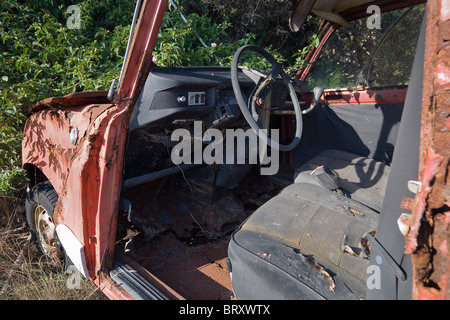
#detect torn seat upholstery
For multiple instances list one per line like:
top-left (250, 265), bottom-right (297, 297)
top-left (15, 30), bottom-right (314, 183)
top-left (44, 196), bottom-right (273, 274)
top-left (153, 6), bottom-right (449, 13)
top-left (228, 149), bottom-right (389, 299)
top-left (294, 149), bottom-right (390, 212)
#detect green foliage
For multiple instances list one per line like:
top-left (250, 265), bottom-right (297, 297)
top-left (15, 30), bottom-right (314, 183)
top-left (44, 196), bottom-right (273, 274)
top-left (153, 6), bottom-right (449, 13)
top-left (306, 4), bottom-right (426, 89)
top-left (0, 0), bottom-right (132, 195)
top-left (153, 3), bottom-right (286, 69)
top-left (290, 30), bottom-right (320, 72)
top-left (0, 0), bottom-right (317, 196)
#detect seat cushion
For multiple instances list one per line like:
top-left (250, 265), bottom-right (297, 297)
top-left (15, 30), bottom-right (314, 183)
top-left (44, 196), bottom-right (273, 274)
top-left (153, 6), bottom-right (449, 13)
top-left (294, 149), bottom-right (390, 212)
top-left (229, 183), bottom-right (379, 299)
top-left (228, 149), bottom-right (391, 300)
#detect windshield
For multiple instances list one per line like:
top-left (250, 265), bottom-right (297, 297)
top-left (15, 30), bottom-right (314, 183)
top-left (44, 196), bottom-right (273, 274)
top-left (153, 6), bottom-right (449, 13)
top-left (151, 0), bottom-right (319, 71)
top-left (306, 3), bottom-right (426, 89)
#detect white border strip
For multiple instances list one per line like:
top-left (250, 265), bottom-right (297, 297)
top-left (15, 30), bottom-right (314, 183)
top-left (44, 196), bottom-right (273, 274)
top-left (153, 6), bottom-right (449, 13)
top-left (56, 224), bottom-right (90, 278)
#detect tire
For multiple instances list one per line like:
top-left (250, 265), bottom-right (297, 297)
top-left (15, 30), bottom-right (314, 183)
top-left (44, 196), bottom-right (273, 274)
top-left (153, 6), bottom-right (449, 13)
top-left (25, 181), bottom-right (64, 259)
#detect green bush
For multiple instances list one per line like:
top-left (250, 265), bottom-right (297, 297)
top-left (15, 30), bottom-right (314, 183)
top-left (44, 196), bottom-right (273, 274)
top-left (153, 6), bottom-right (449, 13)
top-left (0, 0), bottom-right (133, 195)
top-left (0, 0), bottom-right (316, 196)
top-left (153, 2), bottom-right (291, 69)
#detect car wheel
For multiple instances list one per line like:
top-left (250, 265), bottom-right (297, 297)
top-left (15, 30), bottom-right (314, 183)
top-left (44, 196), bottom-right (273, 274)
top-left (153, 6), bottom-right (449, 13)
top-left (25, 181), bottom-right (64, 260)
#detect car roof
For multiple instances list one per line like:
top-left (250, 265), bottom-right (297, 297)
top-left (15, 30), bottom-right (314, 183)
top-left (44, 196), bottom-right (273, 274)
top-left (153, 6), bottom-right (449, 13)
top-left (310, 0), bottom-right (425, 26)
top-left (313, 0), bottom-right (374, 13)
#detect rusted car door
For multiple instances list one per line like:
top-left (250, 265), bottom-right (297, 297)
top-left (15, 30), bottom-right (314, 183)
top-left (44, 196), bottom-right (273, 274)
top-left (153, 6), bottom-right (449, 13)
top-left (21, 0), bottom-right (169, 294)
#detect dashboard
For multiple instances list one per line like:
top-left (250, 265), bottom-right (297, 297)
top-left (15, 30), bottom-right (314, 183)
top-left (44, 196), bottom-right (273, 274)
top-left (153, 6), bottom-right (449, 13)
top-left (129, 66), bottom-right (289, 131)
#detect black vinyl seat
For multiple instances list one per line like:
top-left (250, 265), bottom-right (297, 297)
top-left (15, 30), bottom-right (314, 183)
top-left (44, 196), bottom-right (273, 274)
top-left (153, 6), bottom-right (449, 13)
top-left (294, 149), bottom-right (390, 212)
top-left (228, 151), bottom-right (386, 300)
top-left (228, 10), bottom-right (426, 300)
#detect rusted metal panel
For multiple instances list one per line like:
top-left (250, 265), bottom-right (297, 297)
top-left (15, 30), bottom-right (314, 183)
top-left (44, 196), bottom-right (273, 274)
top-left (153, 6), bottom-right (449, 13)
top-left (22, 0), bottom-right (169, 284)
top-left (94, 273), bottom-right (136, 300)
top-left (297, 23), bottom-right (336, 81)
top-left (22, 103), bottom-right (114, 193)
top-left (52, 104), bottom-right (131, 277)
top-left (22, 102), bottom-right (125, 277)
top-left (406, 0), bottom-right (450, 300)
top-left (115, 0), bottom-right (169, 103)
top-left (322, 86), bottom-right (408, 105)
top-left (31, 91), bottom-right (110, 112)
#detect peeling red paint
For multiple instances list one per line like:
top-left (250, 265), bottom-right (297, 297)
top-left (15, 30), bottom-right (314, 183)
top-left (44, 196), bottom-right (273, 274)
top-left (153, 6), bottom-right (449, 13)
top-left (406, 147), bottom-right (442, 254)
top-left (408, 0), bottom-right (450, 300)
top-left (31, 91), bottom-right (110, 112)
top-left (441, 0), bottom-right (450, 20)
top-left (322, 86), bottom-right (408, 105)
top-left (21, 0), bottom-right (169, 291)
top-left (94, 273), bottom-right (136, 300)
top-left (116, 0), bottom-right (168, 103)
top-left (436, 62), bottom-right (450, 86)
top-left (440, 240), bottom-right (448, 256)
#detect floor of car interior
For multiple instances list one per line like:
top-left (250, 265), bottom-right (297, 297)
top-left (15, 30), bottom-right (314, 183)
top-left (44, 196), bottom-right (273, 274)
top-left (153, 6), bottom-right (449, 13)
top-left (116, 166), bottom-right (296, 299)
top-left (125, 232), bottom-right (234, 300)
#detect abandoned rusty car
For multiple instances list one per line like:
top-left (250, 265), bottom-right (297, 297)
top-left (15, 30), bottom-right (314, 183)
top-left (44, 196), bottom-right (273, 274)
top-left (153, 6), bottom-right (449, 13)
top-left (22, 0), bottom-right (449, 300)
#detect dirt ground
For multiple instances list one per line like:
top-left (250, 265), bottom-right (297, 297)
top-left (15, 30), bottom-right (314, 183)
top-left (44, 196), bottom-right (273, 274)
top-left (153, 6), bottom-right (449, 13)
top-left (128, 232), bottom-right (234, 300)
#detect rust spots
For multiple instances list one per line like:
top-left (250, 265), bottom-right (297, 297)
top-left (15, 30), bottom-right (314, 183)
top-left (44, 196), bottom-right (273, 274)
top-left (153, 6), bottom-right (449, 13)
top-left (22, 102), bottom-right (115, 197)
top-left (105, 158), bottom-right (112, 171)
top-left (310, 86), bottom-right (408, 105)
top-left (31, 91), bottom-right (110, 112)
top-left (410, 0), bottom-right (450, 300)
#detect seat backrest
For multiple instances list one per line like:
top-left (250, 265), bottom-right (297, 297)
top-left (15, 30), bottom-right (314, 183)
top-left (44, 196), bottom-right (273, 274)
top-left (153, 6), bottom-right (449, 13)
top-left (366, 9), bottom-right (427, 300)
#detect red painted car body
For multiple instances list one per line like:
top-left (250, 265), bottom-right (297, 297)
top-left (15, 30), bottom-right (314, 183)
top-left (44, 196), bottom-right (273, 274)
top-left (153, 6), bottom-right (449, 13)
top-left (22, 0), bottom-right (169, 298)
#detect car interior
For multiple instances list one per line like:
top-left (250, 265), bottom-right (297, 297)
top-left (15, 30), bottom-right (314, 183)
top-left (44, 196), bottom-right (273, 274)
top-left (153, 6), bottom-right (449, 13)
top-left (113, 2), bottom-right (427, 300)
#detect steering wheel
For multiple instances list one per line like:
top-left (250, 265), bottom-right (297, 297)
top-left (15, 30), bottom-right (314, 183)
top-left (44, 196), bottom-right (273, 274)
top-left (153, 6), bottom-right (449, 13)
top-left (231, 45), bottom-right (303, 151)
